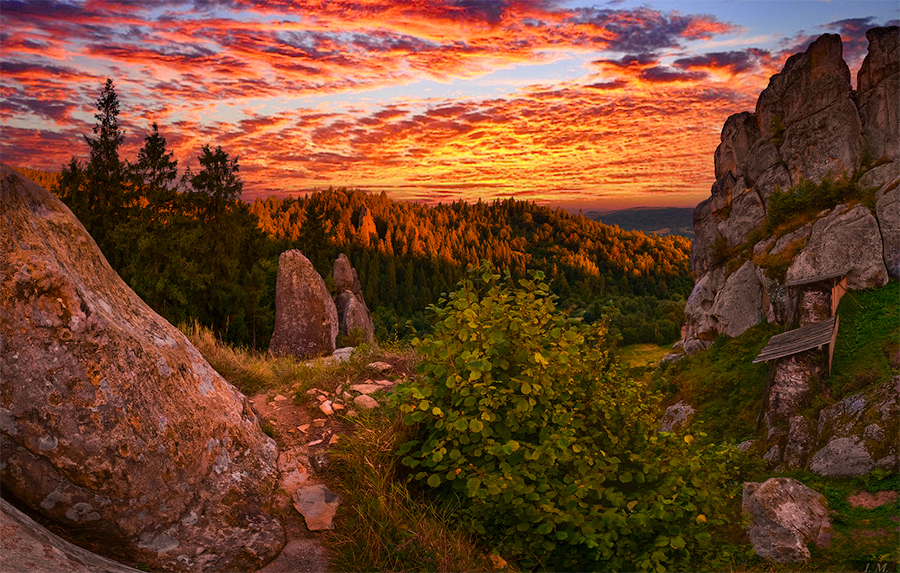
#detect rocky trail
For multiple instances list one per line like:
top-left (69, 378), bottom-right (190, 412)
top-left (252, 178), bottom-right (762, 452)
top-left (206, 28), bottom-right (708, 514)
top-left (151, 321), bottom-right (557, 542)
top-left (250, 355), bottom-right (413, 573)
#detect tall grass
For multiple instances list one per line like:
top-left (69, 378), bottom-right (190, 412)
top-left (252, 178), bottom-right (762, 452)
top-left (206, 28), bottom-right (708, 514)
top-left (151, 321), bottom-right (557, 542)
top-left (326, 410), bottom-right (498, 573)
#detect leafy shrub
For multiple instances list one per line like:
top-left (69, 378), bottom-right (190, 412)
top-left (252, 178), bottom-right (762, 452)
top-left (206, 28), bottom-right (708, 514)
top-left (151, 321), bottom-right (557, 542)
top-left (398, 264), bottom-right (739, 571)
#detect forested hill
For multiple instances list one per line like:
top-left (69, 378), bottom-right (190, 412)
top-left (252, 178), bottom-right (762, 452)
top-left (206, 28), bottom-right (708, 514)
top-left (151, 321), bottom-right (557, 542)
top-left (584, 207), bottom-right (695, 237)
top-left (251, 189), bottom-right (693, 344)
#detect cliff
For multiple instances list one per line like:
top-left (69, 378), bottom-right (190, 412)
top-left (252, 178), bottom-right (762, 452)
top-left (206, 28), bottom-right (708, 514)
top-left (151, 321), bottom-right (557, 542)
top-left (684, 27), bottom-right (899, 354)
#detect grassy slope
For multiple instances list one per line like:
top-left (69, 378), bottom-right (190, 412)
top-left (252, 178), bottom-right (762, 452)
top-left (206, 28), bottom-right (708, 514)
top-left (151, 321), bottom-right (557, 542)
top-left (653, 281), bottom-right (899, 571)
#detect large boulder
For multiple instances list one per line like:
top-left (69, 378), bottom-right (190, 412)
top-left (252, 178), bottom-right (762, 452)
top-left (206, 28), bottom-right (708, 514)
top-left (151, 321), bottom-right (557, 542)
top-left (785, 203), bottom-right (888, 289)
top-left (0, 164), bottom-right (284, 572)
top-left (269, 250), bottom-right (338, 358)
top-left (709, 261), bottom-right (763, 337)
top-left (331, 254), bottom-right (375, 343)
top-left (1, 499), bottom-right (141, 573)
top-left (742, 478), bottom-right (831, 563)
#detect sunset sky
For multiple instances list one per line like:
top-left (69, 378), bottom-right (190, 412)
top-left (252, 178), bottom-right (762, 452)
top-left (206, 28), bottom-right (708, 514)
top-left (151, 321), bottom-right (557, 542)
top-left (1, 1), bottom-right (897, 209)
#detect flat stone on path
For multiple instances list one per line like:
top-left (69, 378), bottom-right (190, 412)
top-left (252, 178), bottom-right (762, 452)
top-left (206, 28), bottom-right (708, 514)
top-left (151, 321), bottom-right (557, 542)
top-left (292, 485), bottom-right (341, 531)
top-left (350, 383), bottom-right (382, 395)
top-left (353, 395), bottom-right (379, 410)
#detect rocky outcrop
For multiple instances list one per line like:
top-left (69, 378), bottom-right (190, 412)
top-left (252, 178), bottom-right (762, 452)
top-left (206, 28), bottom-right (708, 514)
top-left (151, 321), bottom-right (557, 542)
top-left (742, 478), bottom-right (831, 563)
top-left (269, 250), bottom-right (338, 358)
top-left (808, 376), bottom-right (899, 476)
top-left (684, 27), bottom-right (899, 348)
top-left (332, 254), bottom-right (375, 343)
top-left (0, 164), bottom-right (284, 572)
top-left (785, 203), bottom-right (887, 289)
top-left (1, 499), bottom-right (142, 573)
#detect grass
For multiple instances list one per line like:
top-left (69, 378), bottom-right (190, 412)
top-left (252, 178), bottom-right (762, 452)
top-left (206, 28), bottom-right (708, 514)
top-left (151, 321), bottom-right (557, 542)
top-left (324, 408), bottom-right (498, 573)
top-left (828, 281), bottom-right (899, 400)
top-left (618, 342), bottom-right (674, 368)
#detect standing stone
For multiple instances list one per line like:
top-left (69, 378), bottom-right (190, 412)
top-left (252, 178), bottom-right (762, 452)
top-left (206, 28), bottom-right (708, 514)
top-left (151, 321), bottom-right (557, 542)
top-left (742, 478), bottom-right (831, 563)
top-left (270, 250), bottom-right (338, 358)
top-left (0, 164), bottom-right (284, 573)
top-left (332, 254), bottom-right (375, 343)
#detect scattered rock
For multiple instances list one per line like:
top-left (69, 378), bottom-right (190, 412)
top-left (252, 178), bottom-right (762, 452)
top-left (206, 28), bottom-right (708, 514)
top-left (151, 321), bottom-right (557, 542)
top-left (353, 395), bottom-right (380, 410)
top-left (659, 401), bottom-right (696, 432)
top-left (738, 440), bottom-right (757, 452)
top-left (809, 437), bottom-right (875, 477)
top-left (331, 347), bottom-right (355, 363)
top-left (297, 424), bottom-right (310, 433)
top-left (0, 164), bottom-right (284, 572)
top-left (659, 353), bottom-right (683, 366)
top-left (269, 250), bottom-right (338, 359)
top-left (328, 435), bottom-right (339, 446)
top-left (367, 361), bottom-right (393, 372)
top-left (312, 419), bottom-right (326, 428)
top-left (742, 478), bottom-right (831, 563)
top-left (319, 401), bottom-right (334, 416)
top-left (307, 440), bottom-right (323, 447)
top-left (292, 485), bottom-right (341, 531)
top-left (350, 383), bottom-right (383, 395)
top-left (274, 394), bottom-right (289, 402)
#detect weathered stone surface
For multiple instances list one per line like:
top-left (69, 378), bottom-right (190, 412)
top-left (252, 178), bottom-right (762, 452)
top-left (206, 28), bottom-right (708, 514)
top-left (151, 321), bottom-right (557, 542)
top-left (0, 164), bottom-right (284, 572)
top-left (809, 377), bottom-right (899, 476)
top-left (270, 250), bottom-right (338, 358)
top-left (809, 437), bottom-right (874, 476)
top-left (715, 112), bottom-right (761, 180)
top-left (857, 27), bottom-right (899, 162)
top-left (778, 99), bottom-right (862, 185)
top-left (684, 266), bottom-right (725, 340)
top-left (350, 383), bottom-right (383, 395)
top-left (710, 261), bottom-right (763, 337)
top-left (719, 189), bottom-right (765, 248)
top-left (768, 350), bottom-right (821, 420)
top-left (659, 401), bottom-right (695, 432)
top-left (333, 254), bottom-right (362, 296)
top-left (742, 478), bottom-right (831, 563)
top-left (875, 183), bottom-right (900, 279)
top-left (783, 416), bottom-right (815, 470)
top-left (292, 485), bottom-right (340, 531)
top-left (332, 254), bottom-right (375, 343)
top-left (690, 197), bottom-right (718, 278)
top-left (1, 499), bottom-right (142, 573)
top-left (353, 395), bottom-right (379, 410)
top-left (336, 291), bottom-right (375, 343)
top-left (786, 204), bottom-right (888, 289)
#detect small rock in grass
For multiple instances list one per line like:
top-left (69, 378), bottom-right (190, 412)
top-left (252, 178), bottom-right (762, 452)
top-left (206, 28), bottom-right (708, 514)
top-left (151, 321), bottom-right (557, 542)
top-left (308, 439), bottom-right (323, 446)
top-left (297, 424), bottom-right (310, 433)
top-left (316, 395), bottom-right (327, 402)
top-left (328, 435), bottom-right (339, 445)
top-left (368, 361), bottom-right (393, 372)
top-left (319, 401), bottom-right (334, 416)
top-left (332, 403), bottom-right (345, 411)
top-left (350, 383), bottom-right (382, 395)
top-left (274, 394), bottom-right (289, 402)
top-left (354, 395), bottom-right (379, 410)
top-left (346, 410), bottom-right (358, 418)
top-left (312, 419), bottom-right (326, 428)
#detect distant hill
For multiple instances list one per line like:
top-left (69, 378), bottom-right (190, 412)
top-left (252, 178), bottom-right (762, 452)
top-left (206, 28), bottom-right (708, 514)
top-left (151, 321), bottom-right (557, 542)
top-left (584, 207), bottom-right (694, 237)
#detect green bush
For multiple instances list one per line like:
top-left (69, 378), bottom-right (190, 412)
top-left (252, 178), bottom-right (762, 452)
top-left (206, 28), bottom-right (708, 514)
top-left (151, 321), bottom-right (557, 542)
top-left (766, 175), bottom-right (861, 232)
top-left (398, 264), bottom-right (740, 571)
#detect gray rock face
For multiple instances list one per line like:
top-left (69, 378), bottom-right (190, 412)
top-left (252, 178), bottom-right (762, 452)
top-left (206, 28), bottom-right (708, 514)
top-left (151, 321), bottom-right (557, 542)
top-left (0, 164), bottom-right (284, 572)
top-left (857, 27), bottom-right (899, 162)
top-left (786, 204), bottom-right (888, 289)
top-left (783, 416), bottom-right (815, 470)
top-left (710, 261), bottom-right (764, 337)
top-left (808, 377), bottom-right (899, 476)
top-left (1, 499), bottom-right (142, 573)
top-left (742, 478), bottom-right (831, 563)
top-left (684, 28), bottom-right (898, 348)
top-left (270, 250), bottom-right (339, 358)
top-left (875, 184), bottom-right (899, 279)
top-left (332, 254), bottom-right (375, 343)
top-left (659, 401), bottom-right (696, 432)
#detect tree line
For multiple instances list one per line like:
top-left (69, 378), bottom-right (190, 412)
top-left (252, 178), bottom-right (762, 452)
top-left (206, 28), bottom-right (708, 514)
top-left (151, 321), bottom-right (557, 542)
top-left (23, 78), bottom-right (693, 350)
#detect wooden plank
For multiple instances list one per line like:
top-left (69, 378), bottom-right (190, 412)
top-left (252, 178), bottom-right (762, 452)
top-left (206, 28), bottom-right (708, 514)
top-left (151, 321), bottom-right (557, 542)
top-left (831, 276), bottom-right (847, 317)
top-left (753, 317), bottom-right (837, 363)
top-left (784, 268), bottom-right (850, 288)
top-left (828, 315), bottom-right (840, 375)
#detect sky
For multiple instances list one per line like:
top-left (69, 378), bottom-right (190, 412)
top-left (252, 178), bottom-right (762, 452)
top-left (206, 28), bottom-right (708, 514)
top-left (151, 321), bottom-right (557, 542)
top-left (1, 1), bottom-right (897, 210)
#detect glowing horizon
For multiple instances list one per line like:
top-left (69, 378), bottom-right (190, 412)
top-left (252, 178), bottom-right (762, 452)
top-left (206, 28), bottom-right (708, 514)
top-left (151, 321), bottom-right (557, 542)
top-left (1, 0), bottom-right (897, 210)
